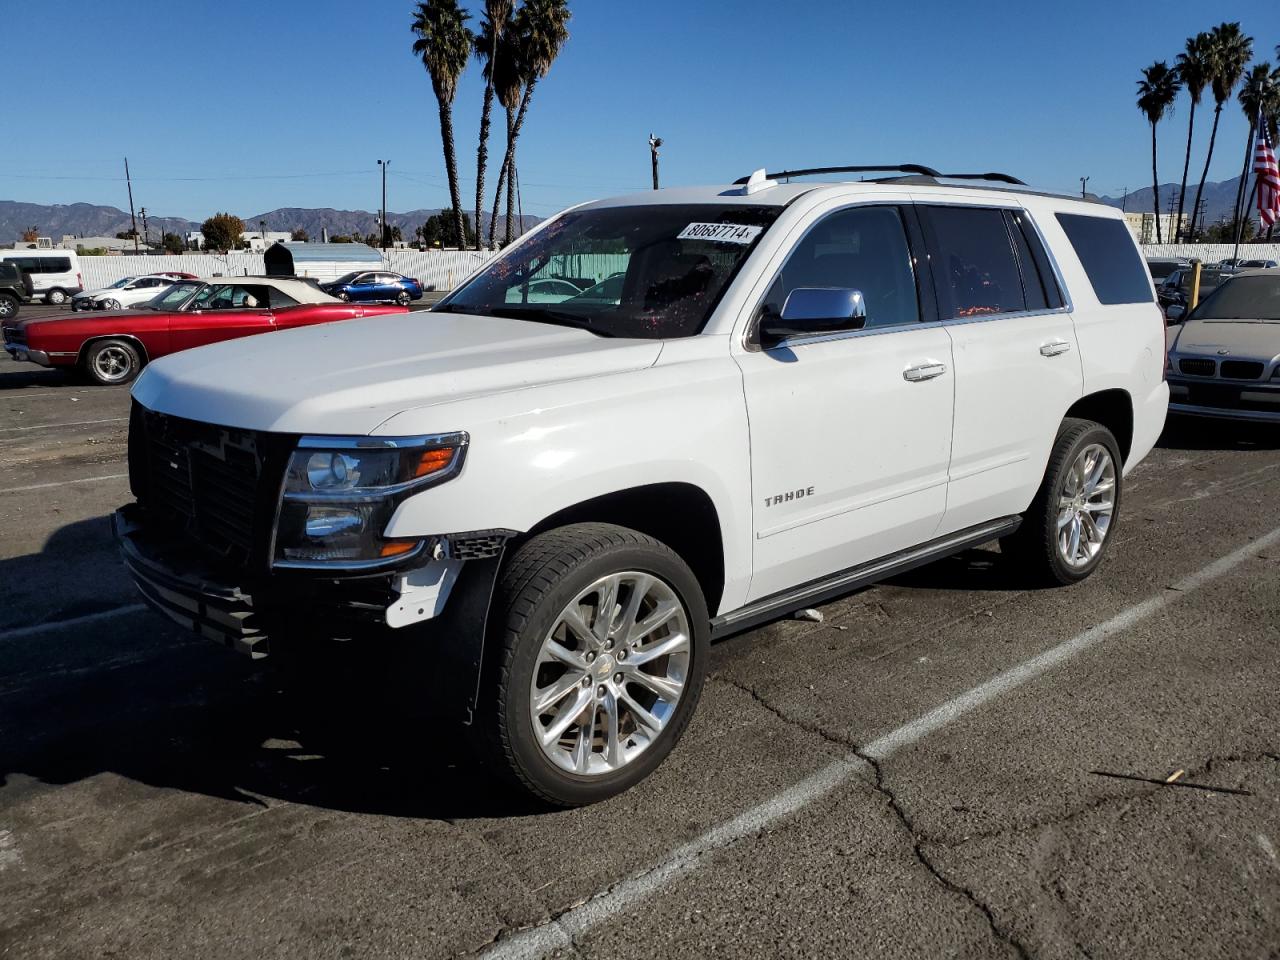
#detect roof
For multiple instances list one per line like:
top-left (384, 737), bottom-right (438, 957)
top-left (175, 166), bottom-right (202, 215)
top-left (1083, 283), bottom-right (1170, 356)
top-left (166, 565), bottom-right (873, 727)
top-left (198, 276), bottom-right (340, 305)
top-left (267, 242), bottom-right (383, 263)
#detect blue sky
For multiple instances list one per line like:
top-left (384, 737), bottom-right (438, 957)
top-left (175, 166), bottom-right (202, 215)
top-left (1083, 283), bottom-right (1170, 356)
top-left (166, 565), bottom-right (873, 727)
top-left (3, 0), bottom-right (1275, 220)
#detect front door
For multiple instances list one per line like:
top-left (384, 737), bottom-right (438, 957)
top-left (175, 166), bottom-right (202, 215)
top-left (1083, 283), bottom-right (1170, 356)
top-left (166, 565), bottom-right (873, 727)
top-left (733, 204), bottom-right (955, 603)
top-left (170, 283), bottom-right (275, 351)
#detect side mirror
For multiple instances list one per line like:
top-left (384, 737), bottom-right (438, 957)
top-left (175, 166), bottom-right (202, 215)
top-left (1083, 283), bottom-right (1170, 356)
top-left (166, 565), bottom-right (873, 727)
top-left (1164, 304), bottom-right (1186, 323)
top-left (760, 288), bottom-right (867, 344)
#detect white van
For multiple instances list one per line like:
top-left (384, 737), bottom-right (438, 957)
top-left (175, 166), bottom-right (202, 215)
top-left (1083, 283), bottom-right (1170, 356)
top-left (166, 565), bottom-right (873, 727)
top-left (0, 250), bottom-right (83, 304)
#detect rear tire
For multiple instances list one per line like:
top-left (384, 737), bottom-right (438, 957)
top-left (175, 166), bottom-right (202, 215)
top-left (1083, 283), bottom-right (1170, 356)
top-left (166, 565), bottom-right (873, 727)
top-left (483, 522), bottom-right (709, 807)
top-left (395, 291), bottom-right (411, 306)
top-left (1001, 418), bottom-right (1122, 586)
top-left (46, 288), bottom-right (67, 305)
top-left (83, 338), bottom-right (142, 385)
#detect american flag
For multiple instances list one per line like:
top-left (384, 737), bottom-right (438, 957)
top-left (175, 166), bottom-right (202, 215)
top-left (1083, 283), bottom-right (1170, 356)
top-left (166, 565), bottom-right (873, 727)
top-left (1257, 119), bottom-right (1280, 229)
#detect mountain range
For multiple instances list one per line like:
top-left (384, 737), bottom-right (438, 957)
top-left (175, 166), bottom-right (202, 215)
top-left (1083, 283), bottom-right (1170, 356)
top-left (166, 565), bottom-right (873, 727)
top-left (1097, 175), bottom-right (1246, 226)
top-left (0, 200), bottom-right (539, 245)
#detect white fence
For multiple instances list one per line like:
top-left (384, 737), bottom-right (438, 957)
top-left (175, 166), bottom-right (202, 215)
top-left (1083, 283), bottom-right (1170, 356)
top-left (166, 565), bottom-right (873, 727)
top-left (1140, 243), bottom-right (1280, 262)
top-left (77, 250), bottom-right (500, 292)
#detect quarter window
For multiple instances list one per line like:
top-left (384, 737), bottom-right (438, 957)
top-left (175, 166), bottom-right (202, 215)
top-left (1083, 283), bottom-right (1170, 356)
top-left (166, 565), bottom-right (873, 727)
top-left (762, 206), bottom-right (920, 329)
top-left (1055, 213), bottom-right (1153, 305)
top-left (922, 206), bottom-right (1026, 319)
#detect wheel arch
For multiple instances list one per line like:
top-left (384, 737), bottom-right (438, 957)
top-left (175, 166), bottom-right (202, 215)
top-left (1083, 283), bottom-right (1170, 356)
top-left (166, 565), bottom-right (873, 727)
top-left (77, 334), bottom-right (151, 367)
top-left (522, 481), bottom-right (726, 616)
top-left (1065, 388), bottom-right (1133, 464)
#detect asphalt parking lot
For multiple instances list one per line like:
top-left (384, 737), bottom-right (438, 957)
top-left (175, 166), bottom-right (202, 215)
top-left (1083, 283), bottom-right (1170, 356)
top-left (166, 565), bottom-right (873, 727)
top-left (1, 352), bottom-right (1279, 960)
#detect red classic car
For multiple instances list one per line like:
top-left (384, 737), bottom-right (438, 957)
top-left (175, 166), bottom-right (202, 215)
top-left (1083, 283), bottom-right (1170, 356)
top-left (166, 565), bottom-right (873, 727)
top-left (2, 277), bottom-right (409, 384)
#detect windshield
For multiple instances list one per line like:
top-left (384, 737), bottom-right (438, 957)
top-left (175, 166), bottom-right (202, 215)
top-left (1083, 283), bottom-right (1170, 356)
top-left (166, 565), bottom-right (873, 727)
top-left (1147, 261), bottom-right (1180, 280)
top-left (108, 276), bottom-right (136, 289)
top-left (147, 280), bottom-right (203, 310)
top-left (331, 271), bottom-right (360, 286)
top-left (436, 204), bottom-right (782, 338)
top-left (1187, 275), bottom-right (1280, 321)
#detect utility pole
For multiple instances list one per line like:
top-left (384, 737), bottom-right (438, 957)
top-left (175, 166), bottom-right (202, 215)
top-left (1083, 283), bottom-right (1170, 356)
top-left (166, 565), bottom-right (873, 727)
top-left (139, 206), bottom-right (149, 252)
top-left (1079, 176), bottom-right (1089, 199)
top-left (377, 159), bottom-right (389, 251)
top-left (1120, 186), bottom-right (1128, 212)
top-left (124, 158), bottom-right (139, 253)
top-left (259, 220), bottom-right (267, 245)
top-left (649, 134), bottom-right (663, 191)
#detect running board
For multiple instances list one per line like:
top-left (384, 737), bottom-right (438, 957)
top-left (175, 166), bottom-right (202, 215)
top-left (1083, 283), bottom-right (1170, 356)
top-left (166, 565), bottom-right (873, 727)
top-left (710, 516), bottom-right (1021, 640)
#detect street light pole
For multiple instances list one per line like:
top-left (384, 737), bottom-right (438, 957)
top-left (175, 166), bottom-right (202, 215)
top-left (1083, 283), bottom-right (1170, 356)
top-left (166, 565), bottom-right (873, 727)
top-left (377, 159), bottom-right (389, 251)
top-left (1079, 176), bottom-right (1089, 199)
top-left (648, 134), bottom-right (662, 191)
top-left (139, 206), bottom-right (149, 252)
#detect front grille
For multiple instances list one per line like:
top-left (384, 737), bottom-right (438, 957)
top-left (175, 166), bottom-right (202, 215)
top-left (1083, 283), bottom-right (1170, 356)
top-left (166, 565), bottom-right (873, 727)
top-left (1220, 360), bottom-right (1264, 380)
top-left (1179, 358), bottom-right (1216, 377)
top-left (131, 406), bottom-right (279, 569)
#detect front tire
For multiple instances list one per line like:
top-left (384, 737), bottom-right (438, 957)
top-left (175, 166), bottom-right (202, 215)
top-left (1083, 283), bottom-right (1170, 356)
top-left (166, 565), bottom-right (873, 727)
top-left (484, 523), bottom-right (709, 807)
top-left (83, 338), bottom-right (142, 385)
top-left (0, 294), bottom-right (17, 319)
top-left (1001, 418), bottom-right (1122, 586)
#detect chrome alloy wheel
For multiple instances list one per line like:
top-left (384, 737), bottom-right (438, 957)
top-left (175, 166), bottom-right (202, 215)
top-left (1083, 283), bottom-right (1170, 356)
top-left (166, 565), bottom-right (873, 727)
top-left (529, 571), bottom-right (691, 776)
top-left (92, 345), bottom-right (134, 383)
top-left (1057, 442), bottom-right (1116, 568)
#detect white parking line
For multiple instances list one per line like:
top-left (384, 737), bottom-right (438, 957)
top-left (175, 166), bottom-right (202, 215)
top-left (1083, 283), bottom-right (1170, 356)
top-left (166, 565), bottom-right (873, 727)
top-left (0, 392), bottom-right (88, 401)
top-left (0, 605), bottom-right (146, 643)
top-left (481, 523), bottom-right (1280, 960)
top-left (0, 417), bottom-right (126, 433)
top-left (0, 473), bottom-right (128, 495)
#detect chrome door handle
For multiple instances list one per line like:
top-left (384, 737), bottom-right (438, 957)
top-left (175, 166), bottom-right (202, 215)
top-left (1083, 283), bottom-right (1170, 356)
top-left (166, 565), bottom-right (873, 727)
top-left (903, 362), bottom-right (947, 382)
top-left (1040, 339), bottom-right (1072, 357)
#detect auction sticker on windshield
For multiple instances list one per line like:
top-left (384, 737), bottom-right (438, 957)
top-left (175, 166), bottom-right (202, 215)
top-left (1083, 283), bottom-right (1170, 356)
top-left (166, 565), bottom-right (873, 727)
top-left (676, 222), bottom-right (763, 244)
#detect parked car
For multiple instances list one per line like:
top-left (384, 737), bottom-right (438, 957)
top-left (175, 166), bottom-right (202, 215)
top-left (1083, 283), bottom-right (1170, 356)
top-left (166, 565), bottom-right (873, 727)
top-left (72, 274), bottom-right (180, 311)
top-left (502, 277), bottom-right (588, 303)
top-left (2, 276), bottom-right (408, 385)
top-left (1145, 256), bottom-right (1188, 282)
top-left (321, 271), bottom-right (423, 306)
top-left (1158, 266), bottom-right (1230, 316)
top-left (1238, 258), bottom-right (1278, 270)
top-left (0, 261), bottom-right (34, 319)
top-left (0, 249), bottom-right (82, 304)
top-left (112, 169), bottom-right (1167, 806)
top-left (1165, 268), bottom-right (1280, 421)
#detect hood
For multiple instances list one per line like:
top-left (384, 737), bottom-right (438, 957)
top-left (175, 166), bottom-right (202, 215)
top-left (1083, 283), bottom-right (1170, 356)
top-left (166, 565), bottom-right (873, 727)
top-left (1173, 318), bottom-right (1280, 360)
top-left (131, 311), bottom-right (664, 435)
top-left (13, 308), bottom-right (153, 330)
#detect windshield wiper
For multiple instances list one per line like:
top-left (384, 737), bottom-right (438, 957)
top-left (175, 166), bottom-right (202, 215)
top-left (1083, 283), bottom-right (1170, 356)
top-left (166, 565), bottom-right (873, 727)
top-left (442, 305), bottom-right (614, 336)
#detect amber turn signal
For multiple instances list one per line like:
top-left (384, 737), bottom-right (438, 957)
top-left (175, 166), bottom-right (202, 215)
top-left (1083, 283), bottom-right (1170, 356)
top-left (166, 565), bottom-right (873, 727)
top-left (412, 447), bottom-right (457, 478)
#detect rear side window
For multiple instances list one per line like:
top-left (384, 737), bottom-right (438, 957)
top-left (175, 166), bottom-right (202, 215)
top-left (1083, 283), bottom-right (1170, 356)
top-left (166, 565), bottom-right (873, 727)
top-left (1055, 214), bottom-right (1152, 305)
top-left (921, 206), bottom-right (1026, 319)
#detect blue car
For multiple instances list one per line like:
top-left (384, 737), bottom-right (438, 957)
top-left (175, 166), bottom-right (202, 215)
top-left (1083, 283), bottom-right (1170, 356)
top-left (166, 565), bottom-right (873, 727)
top-left (322, 271), bottom-right (423, 305)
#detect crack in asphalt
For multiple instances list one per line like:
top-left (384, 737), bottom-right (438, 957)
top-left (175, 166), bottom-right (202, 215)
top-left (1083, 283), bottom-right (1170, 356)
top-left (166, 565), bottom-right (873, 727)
top-left (708, 674), bottom-right (1032, 959)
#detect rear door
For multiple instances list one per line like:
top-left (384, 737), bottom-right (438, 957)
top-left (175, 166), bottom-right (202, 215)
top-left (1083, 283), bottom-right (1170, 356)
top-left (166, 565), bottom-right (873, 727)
top-left (917, 203), bottom-right (1082, 534)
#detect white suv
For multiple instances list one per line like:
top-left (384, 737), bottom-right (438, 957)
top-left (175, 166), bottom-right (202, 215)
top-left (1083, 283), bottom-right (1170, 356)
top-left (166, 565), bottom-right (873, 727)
top-left (113, 166), bottom-right (1168, 805)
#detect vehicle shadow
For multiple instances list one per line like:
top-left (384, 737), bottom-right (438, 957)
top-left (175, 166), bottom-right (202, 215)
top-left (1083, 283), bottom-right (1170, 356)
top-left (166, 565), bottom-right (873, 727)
top-left (0, 516), bottom-right (541, 821)
top-left (1157, 414), bottom-right (1280, 451)
top-left (882, 543), bottom-right (1037, 593)
top-left (0, 367), bottom-right (74, 389)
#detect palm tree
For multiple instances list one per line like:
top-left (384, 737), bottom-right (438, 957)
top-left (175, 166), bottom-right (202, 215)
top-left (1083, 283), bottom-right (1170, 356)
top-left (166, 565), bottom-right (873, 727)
top-left (490, 0), bottom-right (571, 244)
top-left (486, 8), bottom-right (525, 246)
top-left (1174, 33), bottom-right (1211, 239)
top-left (1190, 22), bottom-right (1252, 241)
top-left (411, 0), bottom-right (473, 248)
top-left (474, 0), bottom-right (513, 249)
top-left (1137, 62), bottom-right (1181, 243)
top-left (1233, 63), bottom-right (1280, 229)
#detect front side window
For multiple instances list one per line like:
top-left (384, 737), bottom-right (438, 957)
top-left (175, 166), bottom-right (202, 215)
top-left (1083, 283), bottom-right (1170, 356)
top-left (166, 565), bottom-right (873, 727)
top-left (760, 206), bottom-right (920, 329)
top-left (150, 281), bottom-right (203, 310)
top-left (922, 206), bottom-right (1027, 319)
top-left (1055, 213), bottom-right (1153, 305)
top-left (437, 204), bottom-right (781, 339)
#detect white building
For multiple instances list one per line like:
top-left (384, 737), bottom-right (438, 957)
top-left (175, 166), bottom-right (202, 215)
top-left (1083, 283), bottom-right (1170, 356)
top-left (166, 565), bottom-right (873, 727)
top-left (239, 230), bottom-right (293, 253)
top-left (1123, 212), bottom-right (1181, 244)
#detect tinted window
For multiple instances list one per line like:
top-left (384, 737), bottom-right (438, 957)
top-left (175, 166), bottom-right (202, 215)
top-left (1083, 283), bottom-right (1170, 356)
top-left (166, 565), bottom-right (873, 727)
top-left (762, 206), bottom-right (919, 329)
top-left (1055, 213), bottom-right (1152, 305)
top-left (1004, 211), bottom-right (1048, 311)
top-left (1187, 275), bottom-right (1280, 321)
top-left (1010, 211), bottom-right (1065, 309)
top-left (923, 206), bottom-right (1026, 318)
top-left (1147, 260), bottom-right (1181, 280)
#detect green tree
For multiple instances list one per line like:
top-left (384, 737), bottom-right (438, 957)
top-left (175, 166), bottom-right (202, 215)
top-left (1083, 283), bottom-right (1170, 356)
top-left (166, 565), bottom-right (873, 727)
top-left (419, 211), bottom-right (476, 248)
top-left (201, 212), bottom-right (245, 254)
top-left (474, 0), bottom-right (513, 250)
top-left (1174, 33), bottom-right (1211, 238)
top-left (1137, 61), bottom-right (1181, 243)
top-left (290, 228), bottom-right (309, 242)
top-left (411, 0), bottom-right (474, 249)
top-left (1232, 63), bottom-right (1280, 228)
top-left (330, 235), bottom-right (354, 244)
top-left (1190, 22), bottom-right (1253, 244)
top-left (490, 0), bottom-right (571, 246)
top-left (161, 232), bottom-right (184, 254)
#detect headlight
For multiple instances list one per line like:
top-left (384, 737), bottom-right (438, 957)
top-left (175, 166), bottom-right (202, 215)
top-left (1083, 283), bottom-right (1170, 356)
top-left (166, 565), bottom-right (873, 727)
top-left (274, 433), bottom-right (466, 567)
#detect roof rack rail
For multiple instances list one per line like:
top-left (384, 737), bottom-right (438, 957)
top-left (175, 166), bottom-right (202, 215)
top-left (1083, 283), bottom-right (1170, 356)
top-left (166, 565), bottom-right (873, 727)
top-left (732, 164), bottom-right (941, 185)
top-left (937, 172), bottom-right (1027, 185)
